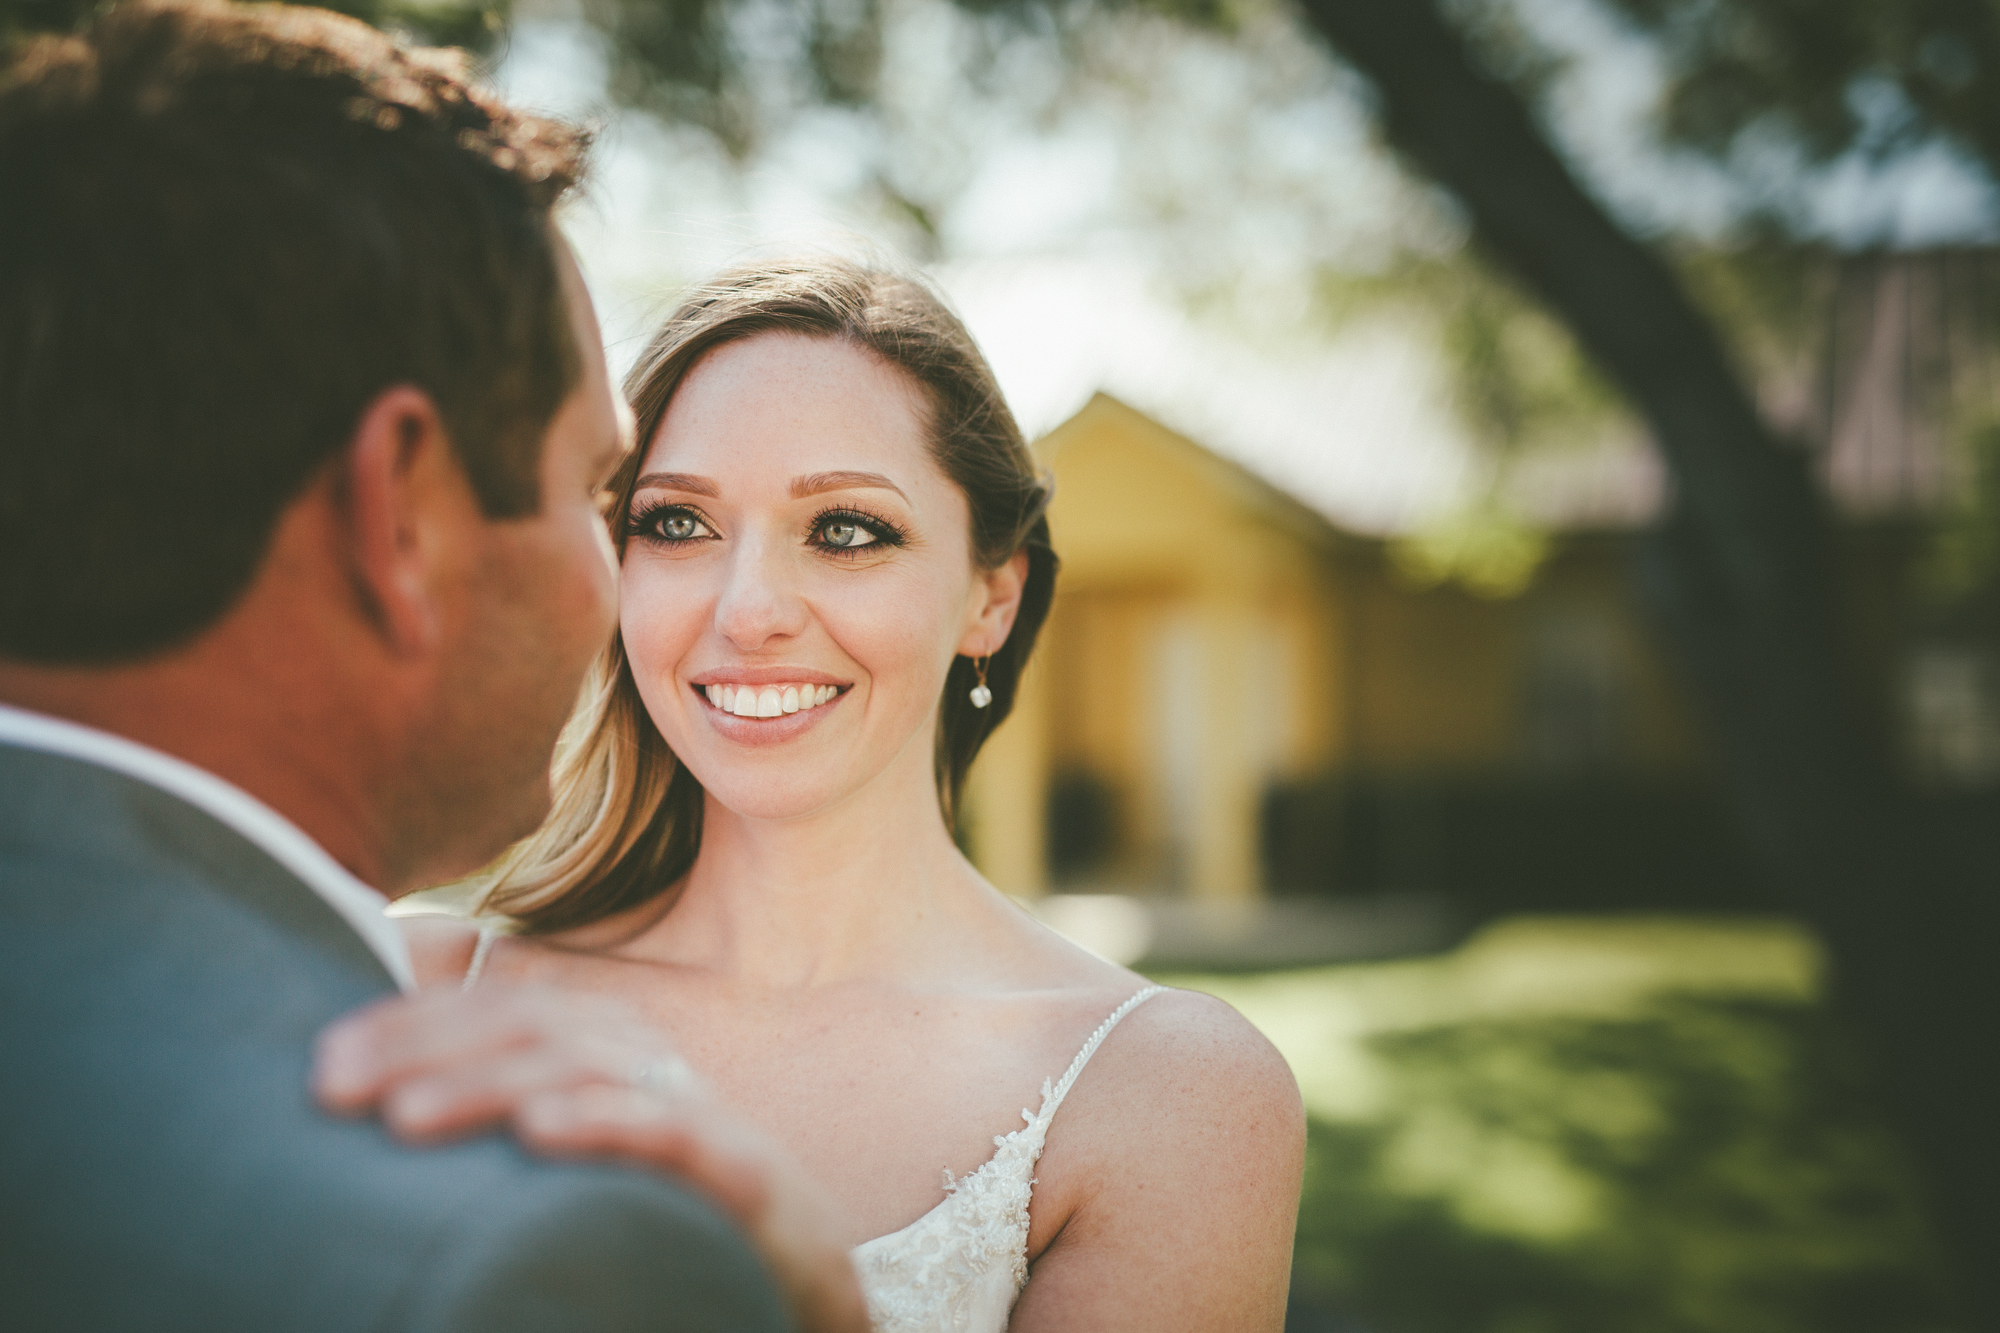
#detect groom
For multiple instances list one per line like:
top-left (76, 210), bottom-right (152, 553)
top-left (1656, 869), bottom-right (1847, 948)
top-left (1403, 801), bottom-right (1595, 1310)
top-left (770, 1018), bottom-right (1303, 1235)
top-left (0, 3), bottom-right (820, 1329)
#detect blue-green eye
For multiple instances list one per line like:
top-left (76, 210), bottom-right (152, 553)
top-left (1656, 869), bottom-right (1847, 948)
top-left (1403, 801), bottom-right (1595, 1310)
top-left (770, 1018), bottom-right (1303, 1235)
top-left (630, 503), bottom-right (715, 544)
top-left (805, 505), bottom-right (907, 555)
top-left (817, 519), bottom-right (878, 549)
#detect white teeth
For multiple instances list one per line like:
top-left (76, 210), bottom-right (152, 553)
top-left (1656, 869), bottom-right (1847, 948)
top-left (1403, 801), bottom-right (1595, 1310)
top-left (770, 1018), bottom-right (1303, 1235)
top-left (705, 682), bottom-right (838, 716)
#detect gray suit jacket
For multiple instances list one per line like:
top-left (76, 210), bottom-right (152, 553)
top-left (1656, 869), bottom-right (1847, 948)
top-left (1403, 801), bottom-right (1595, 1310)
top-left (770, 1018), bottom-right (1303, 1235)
top-left (0, 742), bottom-right (792, 1333)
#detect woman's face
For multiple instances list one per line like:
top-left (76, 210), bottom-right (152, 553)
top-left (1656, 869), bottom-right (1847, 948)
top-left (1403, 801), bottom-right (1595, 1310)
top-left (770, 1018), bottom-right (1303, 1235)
top-left (620, 331), bottom-right (1008, 821)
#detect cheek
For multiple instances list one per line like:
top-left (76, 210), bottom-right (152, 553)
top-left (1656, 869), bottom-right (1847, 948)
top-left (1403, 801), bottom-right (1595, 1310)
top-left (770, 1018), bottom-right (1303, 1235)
top-left (821, 567), bottom-right (969, 696)
top-left (501, 509), bottom-right (618, 656)
top-left (542, 518), bottom-right (616, 654)
top-left (618, 559), bottom-right (705, 684)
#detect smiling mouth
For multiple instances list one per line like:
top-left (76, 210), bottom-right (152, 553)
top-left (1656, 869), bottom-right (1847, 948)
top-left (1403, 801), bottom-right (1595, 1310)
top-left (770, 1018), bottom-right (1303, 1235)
top-left (700, 682), bottom-right (844, 719)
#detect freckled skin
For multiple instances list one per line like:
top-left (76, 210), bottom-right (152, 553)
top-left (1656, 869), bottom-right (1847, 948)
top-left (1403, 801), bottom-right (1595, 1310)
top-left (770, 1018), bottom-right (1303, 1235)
top-left (405, 332), bottom-right (1306, 1332)
top-left (618, 334), bottom-right (974, 823)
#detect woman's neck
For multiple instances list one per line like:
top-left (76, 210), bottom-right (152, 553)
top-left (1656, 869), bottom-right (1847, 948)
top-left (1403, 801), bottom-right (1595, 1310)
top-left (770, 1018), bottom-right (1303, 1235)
top-left (627, 747), bottom-right (988, 989)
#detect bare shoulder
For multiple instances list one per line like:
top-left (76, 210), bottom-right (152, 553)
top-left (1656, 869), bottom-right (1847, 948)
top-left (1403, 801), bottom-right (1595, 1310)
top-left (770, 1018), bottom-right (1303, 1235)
top-left (396, 913), bottom-right (485, 987)
top-left (1090, 986), bottom-right (1304, 1137)
top-left (1038, 983), bottom-right (1304, 1200)
top-left (1019, 985), bottom-right (1304, 1327)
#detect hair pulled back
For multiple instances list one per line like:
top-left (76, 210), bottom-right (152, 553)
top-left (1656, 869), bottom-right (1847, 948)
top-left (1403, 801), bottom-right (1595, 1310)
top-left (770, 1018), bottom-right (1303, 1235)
top-left (479, 257), bottom-right (1056, 933)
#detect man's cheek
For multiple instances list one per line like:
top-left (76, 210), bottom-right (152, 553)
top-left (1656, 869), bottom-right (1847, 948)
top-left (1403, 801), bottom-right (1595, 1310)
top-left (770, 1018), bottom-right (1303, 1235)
top-left (566, 518), bottom-right (618, 644)
top-left (591, 514), bottom-right (620, 588)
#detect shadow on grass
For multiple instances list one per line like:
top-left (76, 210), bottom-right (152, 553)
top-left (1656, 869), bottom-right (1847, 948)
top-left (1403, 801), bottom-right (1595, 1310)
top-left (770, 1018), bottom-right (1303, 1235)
top-left (1286, 998), bottom-right (1954, 1333)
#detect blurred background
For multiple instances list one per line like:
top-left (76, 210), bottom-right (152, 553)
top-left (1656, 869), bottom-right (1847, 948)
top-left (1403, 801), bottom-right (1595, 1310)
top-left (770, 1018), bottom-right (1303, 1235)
top-left (10, 0), bottom-right (1997, 1326)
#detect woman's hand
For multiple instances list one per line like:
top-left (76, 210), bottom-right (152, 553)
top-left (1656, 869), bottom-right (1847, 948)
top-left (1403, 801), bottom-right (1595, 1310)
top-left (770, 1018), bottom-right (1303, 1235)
top-left (313, 984), bottom-right (871, 1333)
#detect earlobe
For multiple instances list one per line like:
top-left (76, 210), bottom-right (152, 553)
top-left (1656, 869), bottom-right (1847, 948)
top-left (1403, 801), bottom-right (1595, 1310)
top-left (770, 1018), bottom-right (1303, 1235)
top-left (339, 386), bottom-right (454, 659)
top-left (958, 550), bottom-right (1030, 658)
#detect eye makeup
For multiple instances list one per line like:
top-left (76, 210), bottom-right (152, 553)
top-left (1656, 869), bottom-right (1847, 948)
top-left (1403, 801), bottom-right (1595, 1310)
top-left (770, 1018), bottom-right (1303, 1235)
top-left (626, 496), bottom-right (912, 557)
top-left (806, 505), bottom-right (909, 556)
top-left (626, 499), bottom-right (718, 545)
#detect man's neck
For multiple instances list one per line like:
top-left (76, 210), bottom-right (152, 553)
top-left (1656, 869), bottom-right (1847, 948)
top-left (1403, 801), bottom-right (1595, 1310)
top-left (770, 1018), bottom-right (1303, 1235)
top-left (0, 651), bottom-right (397, 893)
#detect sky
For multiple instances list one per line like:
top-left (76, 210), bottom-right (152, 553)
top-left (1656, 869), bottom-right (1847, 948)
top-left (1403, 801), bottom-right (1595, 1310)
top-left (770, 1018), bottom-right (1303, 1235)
top-left (493, 0), bottom-right (1998, 539)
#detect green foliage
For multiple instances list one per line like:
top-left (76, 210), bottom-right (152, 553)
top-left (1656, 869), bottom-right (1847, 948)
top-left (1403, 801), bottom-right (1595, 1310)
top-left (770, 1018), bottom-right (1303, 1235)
top-left (1391, 499), bottom-right (1553, 599)
top-left (1673, 242), bottom-right (1828, 392)
top-left (1590, 0), bottom-right (2000, 180)
top-left (1293, 1003), bottom-right (1949, 1333)
top-left (1174, 920), bottom-right (1954, 1333)
top-left (1325, 256), bottom-right (1627, 598)
top-left (1920, 416), bottom-right (2000, 604)
top-left (0, 0), bottom-right (509, 50)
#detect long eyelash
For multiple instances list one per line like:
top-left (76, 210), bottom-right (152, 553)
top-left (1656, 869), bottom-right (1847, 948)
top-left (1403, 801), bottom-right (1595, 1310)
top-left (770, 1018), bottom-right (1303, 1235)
top-left (809, 505), bottom-right (908, 554)
top-left (626, 498), bottom-right (712, 543)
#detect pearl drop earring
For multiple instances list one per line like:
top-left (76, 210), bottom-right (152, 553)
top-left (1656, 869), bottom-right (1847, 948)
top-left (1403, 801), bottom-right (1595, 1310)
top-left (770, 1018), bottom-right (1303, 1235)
top-left (969, 656), bottom-right (992, 708)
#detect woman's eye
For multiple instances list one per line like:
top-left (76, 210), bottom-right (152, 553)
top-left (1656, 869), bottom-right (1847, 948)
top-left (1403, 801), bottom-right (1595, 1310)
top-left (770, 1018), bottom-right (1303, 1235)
top-left (635, 507), bottom-right (714, 543)
top-left (817, 519), bottom-right (879, 549)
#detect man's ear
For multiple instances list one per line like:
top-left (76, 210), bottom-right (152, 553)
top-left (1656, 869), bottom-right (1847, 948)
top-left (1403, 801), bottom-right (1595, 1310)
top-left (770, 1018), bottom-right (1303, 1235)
top-left (958, 550), bottom-right (1030, 658)
top-left (337, 385), bottom-right (461, 659)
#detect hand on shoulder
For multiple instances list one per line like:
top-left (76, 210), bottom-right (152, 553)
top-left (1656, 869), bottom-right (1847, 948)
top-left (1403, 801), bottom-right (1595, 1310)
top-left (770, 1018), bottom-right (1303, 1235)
top-left (315, 978), bottom-right (870, 1333)
top-left (1017, 987), bottom-right (1305, 1333)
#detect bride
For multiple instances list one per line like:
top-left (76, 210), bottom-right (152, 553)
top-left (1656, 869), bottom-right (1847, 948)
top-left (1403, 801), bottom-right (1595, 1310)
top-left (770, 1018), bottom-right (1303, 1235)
top-left (400, 257), bottom-right (1304, 1331)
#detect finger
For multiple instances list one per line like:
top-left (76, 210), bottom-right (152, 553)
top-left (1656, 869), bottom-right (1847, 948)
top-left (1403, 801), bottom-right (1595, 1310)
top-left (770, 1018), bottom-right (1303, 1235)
top-left (517, 1090), bottom-right (772, 1223)
top-left (315, 990), bottom-right (529, 1109)
top-left (378, 1047), bottom-right (632, 1143)
top-left (314, 984), bottom-right (635, 1110)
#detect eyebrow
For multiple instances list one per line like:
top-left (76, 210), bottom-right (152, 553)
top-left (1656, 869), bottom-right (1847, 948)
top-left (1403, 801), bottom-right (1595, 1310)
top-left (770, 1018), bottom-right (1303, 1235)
top-left (628, 469), bottom-right (910, 502)
top-left (791, 471), bottom-right (908, 502)
top-left (632, 471), bottom-right (720, 496)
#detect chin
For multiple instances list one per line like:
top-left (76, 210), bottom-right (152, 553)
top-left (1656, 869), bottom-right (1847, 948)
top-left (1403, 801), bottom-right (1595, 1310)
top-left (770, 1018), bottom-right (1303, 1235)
top-left (699, 770), bottom-right (861, 823)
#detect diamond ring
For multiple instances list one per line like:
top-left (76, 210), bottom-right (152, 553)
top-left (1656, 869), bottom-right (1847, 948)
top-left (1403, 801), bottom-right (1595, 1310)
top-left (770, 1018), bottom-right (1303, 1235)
top-left (627, 1053), bottom-right (700, 1097)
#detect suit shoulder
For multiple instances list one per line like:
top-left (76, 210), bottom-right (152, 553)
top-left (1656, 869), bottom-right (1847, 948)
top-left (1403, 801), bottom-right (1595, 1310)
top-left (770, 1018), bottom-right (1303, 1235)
top-left (390, 1161), bottom-right (790, 1333)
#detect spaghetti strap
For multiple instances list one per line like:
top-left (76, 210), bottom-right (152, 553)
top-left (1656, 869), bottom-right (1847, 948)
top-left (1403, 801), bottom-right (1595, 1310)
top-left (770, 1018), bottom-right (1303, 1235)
top-left (851, 982), bottom-right (1172, 1329)
top-left (1039, 984), bottom-right (1169, 1123)
top-left (461, 923), bottom-right (503, 992)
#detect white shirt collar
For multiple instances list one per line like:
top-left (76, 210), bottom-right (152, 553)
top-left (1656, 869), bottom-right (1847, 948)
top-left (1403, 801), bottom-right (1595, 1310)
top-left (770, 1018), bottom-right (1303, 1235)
top-left (0, 703), bottom-right (415, 993)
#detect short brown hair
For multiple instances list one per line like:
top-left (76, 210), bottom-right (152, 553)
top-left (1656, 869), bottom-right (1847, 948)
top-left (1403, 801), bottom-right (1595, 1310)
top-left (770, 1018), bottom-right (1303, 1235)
top-left (479, 258), bottom-right (1058, 934)
top-left (0, 0), bottom-right (590, 662)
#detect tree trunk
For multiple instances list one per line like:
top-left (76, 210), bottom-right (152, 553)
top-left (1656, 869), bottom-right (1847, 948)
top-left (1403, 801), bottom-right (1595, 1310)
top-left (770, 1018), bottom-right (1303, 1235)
top-left (1292, 0), bottom-right (1997, 1323)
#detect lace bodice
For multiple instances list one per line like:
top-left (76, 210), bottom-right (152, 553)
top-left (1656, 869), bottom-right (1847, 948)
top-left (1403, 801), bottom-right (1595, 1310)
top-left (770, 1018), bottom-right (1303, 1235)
top-left (848, 986), bottom-right (1167, 1333)
top-left (461, 932), bottom-right (1165, 1332)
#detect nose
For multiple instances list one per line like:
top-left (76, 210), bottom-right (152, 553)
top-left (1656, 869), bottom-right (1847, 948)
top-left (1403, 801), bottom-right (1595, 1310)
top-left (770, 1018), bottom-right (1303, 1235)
top-left (713, 529), bottom-right (808, 652)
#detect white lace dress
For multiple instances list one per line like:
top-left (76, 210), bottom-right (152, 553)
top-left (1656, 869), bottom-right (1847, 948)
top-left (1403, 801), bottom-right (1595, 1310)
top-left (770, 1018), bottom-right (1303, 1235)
top-left (849, 985), bottom-right (1167, 1333)
top-left (461, 932), bottom-right (1165, 1333)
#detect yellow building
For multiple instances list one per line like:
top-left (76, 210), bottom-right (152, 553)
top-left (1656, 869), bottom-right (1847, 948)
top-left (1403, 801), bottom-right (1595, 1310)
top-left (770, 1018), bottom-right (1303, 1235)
top-left (960, 394), bottom-right (1717, 905)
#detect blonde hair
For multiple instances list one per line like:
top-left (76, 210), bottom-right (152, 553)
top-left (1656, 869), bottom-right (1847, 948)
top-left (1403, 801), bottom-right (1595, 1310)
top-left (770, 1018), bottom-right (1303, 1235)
top-left (476, 257), bottom-right (1056, 934)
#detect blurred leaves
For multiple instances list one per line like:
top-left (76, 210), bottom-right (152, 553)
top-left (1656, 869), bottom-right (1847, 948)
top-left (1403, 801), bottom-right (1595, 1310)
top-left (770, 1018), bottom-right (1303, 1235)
top-left (1921, 416), bottom-right (2000, 606)
top-left (1292, 1002), bottom-right (1951, 1333)
top-left (0, 0), bottom-right (509, 49)
top-left (1591, 0), bottom-right (2000, 182)
top-left (1335, 257), bottom-right (1626, 598)
top-left (1392, 499), bottom-right (1554, 599)
top-left (1178, 919), bottom-right (1950, 1333)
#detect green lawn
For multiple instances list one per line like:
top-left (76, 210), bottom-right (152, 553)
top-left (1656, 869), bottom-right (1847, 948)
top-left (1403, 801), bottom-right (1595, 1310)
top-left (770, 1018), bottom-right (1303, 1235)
top-left (1163, 917), bottom-right (1957, 1333)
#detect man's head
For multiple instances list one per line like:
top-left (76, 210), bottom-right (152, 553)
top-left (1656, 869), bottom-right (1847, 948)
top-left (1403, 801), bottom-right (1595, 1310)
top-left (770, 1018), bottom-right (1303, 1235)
top-left (0, 1), bottom-right (632, 890)
top-left (0, 0), bottom-right (587, 657)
